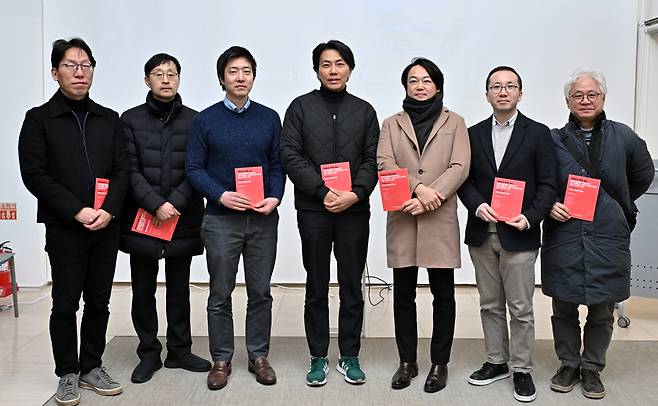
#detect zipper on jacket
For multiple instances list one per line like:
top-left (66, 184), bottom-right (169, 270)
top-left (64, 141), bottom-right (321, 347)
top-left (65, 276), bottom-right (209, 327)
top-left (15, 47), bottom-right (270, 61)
top-left (332, 114), bottom-right (337, 161)
top-left (72, 112), bottom-right (94, 196)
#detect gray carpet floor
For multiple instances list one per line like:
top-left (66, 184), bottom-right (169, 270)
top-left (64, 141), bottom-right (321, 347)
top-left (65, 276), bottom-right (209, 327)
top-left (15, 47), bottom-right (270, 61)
top-left (45, 337), bottom-right (658, 405)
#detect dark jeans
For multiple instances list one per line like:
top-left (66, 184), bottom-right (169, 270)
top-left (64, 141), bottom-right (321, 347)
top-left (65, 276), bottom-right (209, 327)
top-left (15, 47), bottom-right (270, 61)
top-left (551, 298), bottom-right (615, 371)
top-left (130, 254), bottom-right (193, 361)
top-left (393, 267), bottom-right (455, 365)
top-left (202, 212), bottom-right (278, 362)
top-left (45, 222), bottom-right (119, 377)
top-left (297, 210), bottom-right (369, 358)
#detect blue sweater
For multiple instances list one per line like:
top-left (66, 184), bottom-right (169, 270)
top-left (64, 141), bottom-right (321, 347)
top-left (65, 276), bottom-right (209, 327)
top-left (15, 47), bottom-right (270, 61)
top-left (186, 100), bottom-right (285, 215)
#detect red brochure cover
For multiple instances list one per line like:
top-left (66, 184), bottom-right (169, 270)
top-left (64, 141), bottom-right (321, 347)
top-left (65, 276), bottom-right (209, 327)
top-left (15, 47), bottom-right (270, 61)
top-left (131, 208), bottom-right (178, 241)
top-left (564, 174), bottom-right (600, 222)
top-left (378, 169), bottom-right (411, 211)
top-left (490, 177), bottom-right (526, 222)
top-left (235, 166), bottom-right (264, 207)
top-left (321, 162), bottom-right (352, 191)
top-left (94, 178), bottom-right (110, 210)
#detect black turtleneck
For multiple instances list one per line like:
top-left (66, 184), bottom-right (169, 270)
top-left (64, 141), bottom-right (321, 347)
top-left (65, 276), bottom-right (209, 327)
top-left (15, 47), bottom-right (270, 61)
top-left (146, 91), bottom-right (180, 123)
top-left (319, 86), bottom-right (347, 115)
top-left (59, 89), bottom-right (90, 124)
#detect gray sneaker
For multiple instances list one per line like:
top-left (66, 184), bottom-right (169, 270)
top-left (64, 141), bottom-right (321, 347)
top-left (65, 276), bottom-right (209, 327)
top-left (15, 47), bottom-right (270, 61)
top-left (79, 367), bottom-right (123, 396)
top-left (55, 373), bottom-right (80, 406)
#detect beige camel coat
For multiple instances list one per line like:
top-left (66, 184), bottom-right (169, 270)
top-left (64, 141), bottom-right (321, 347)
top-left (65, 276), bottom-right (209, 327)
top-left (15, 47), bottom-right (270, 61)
top-left (377, 107), bottom-right (470, 269)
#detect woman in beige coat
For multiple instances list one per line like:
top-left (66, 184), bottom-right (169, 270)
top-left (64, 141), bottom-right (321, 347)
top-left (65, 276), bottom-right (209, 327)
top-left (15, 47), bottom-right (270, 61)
top-left (377, 58), bottom-right (470, 393)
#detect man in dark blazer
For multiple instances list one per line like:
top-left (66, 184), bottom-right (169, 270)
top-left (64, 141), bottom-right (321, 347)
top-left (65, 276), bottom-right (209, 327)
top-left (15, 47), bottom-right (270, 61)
top-left (458, 66), bottom-right (557, 403)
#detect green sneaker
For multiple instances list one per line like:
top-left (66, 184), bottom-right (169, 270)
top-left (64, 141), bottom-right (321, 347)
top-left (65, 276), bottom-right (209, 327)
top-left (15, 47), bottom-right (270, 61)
top-left (306, 357), bottom-right (329, 386)
top-left (337, 356), bottom-right (366, 384)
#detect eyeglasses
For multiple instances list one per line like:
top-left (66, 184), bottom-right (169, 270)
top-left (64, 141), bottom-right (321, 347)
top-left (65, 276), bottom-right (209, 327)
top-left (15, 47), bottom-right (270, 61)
top-left (149, 72), bottom-right (179, 80)
top-left (488, 84), bottom-right (519, 94)
top-left (569, 92), bottom-right (601, 103)
top-left (60, 63), bottom-right (93, 72)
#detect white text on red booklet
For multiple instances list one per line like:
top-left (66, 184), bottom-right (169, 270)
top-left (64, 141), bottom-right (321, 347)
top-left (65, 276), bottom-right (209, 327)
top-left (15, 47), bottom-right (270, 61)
top-left (321, 162), bottom-right (351, 191)
top-left (131, 208), bottom-right (178, 241)
top-left (491, 177), bottom-right (525, 222)
top-left (378, 169), bottom-right (411, 211)
top-left (564, 174), bottom-right (600, 221)
top-left (94, 178), bottom-right (110, 210)
top-left (235, 166), bottom-right (264, 207)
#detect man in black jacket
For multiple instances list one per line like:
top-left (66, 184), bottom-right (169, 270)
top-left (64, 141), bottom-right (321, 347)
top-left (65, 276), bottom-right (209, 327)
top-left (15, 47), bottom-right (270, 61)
top-left (120, 53), bottom-right (210, 384)
top-left (458, 66), bottom-right (557, 403)
top-left (280, 40), bottom-right (379, 387)
top-left (18, 38), bottom-right (128, 406)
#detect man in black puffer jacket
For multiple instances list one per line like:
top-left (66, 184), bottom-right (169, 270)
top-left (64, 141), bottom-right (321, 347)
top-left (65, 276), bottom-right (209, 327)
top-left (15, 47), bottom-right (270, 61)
top-left (120, 53), bottom-right (210, 384)
top-left (281, 40), bottom-right (379, 387)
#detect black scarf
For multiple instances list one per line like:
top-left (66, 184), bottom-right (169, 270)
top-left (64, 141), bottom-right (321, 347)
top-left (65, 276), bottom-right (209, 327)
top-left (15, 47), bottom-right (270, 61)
top-left (568, 110), bottom-right (606, 164)
top-left (402, 92), bottom-right (443, 153)
top-left (146, 91), bottom-right (182, 124)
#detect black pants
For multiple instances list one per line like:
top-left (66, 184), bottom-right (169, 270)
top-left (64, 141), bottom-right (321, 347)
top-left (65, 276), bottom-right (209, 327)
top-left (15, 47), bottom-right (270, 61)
top-left (130, 254), bottom-right (193, 361)
top-left (393, 267), bottom-right (455, 365)
top-left (45, 222), bottom-right (119, 377)
top-left (297, 210), bottom-right (369, 358)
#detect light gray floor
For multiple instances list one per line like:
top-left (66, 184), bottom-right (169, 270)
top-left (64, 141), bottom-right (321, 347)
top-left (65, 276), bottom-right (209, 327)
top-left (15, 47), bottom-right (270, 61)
top-left (44, 336), bottom-right (658, 406)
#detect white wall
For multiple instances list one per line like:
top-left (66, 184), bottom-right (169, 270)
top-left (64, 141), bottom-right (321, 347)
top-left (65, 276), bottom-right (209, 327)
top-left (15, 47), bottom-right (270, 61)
top-left (0, 1), bottom-right (47, 287)
top-left (5, 0), bottom-right (643, 286)
top-left (635, 0), bottom-right (658, 156)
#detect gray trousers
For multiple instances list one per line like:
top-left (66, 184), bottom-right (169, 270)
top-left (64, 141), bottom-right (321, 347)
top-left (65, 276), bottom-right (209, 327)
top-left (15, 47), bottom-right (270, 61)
top-left (469, 233), bottom-right (538, 373)
top-left (551, 298), bottom-right (614, 371)
top-left (201, 211), bottom-right (278, 362)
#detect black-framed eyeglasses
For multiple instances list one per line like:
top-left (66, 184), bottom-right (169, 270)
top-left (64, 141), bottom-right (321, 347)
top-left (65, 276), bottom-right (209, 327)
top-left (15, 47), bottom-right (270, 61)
top-left (60, 63), bottom-right (93, 72)
top-left (488, 84), bottom-right (519, 94)
top-left (149, 72), bottom-right (179, 80)
top-left (569, 92), bottom-right (601, 103)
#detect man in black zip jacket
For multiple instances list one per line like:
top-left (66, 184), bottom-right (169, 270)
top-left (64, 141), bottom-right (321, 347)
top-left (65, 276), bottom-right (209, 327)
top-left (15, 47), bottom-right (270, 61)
top-left (280, 40), bottom-right (379, 387)
top-left (120, 53), bottom-right (210, 384)
top-left (18, 38), bottom-right (128, 406)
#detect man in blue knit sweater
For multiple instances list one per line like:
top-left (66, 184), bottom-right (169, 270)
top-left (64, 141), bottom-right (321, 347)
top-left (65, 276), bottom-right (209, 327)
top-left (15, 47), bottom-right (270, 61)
top-left (185, 46), bottom-right (285, 391)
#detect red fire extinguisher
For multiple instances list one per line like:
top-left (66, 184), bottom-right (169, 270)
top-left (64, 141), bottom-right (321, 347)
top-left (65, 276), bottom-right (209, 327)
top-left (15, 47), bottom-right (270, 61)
top-left (0, 241), bottom-right (16, 298)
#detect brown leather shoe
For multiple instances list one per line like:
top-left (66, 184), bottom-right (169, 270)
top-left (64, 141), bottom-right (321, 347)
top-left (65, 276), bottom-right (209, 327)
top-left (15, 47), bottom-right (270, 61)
top-left (207, 361), bottom-right (231, 390)
top-left (248, 356), bottom-right (277, 385)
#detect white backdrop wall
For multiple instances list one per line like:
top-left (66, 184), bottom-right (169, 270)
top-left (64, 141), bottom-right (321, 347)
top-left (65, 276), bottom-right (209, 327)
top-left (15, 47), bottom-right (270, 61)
top-left (0, 1), bottom-right (47, 287)
top-left (3, 0), bottom-right (641, 286)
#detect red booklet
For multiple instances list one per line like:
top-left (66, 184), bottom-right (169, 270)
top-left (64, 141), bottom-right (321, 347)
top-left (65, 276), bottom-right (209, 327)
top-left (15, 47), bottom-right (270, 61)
top-left (321, 162), bottom-right (352, 191)
top-left (378, 169), bottom-right (411, 211)
top-left (131, 208), bottom-right (178, 241)
top-left (94, 178), bottom-right (110, 210)
top-left (235, 166), bottom-right (264, 207)
top-left (564, 174), bottom-right (600, 221)
top-left (490, 177), bottom-right (526, 222)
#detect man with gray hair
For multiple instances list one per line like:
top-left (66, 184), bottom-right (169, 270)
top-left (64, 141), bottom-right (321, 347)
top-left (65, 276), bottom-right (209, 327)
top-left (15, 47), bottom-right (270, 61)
top-left (541, 69), bottom-right (654, 399)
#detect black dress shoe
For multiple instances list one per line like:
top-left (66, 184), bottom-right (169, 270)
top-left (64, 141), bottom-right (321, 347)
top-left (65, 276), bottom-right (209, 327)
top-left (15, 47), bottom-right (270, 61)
top-left (424, 364), bottom-right (448, 393)
top-left (164, 352), bottom-right (212, 372)
top-left (131, 358), bottom-right (163, 384)
top-left (391, 361), bottom-right (419, 389)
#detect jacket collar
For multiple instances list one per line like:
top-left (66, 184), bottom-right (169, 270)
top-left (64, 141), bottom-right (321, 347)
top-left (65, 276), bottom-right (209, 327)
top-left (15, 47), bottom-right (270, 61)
top-left (48, 89), bottom-right (106, 118)
top-left (146, 91), bottom-right (182, 124)
top-left (476, 111), bottom-right (529, 174)
top-left (396, 107), bottom-right (450, 157)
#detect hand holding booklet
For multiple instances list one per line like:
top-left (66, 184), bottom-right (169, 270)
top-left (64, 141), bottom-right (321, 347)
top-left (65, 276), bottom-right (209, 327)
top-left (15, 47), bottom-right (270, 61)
top-left (321, 162), bottom-right (352, 192)
top-left (563, 174), bottom-right (600, 221)
top-left (131, 208), bottom-right (178, 241)
top-left (378, 169), bottom-right (411, 211)
top-left (235, 166), bottom-right (264, 207)
top-left (490, 177), bottom-right (525, 222)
